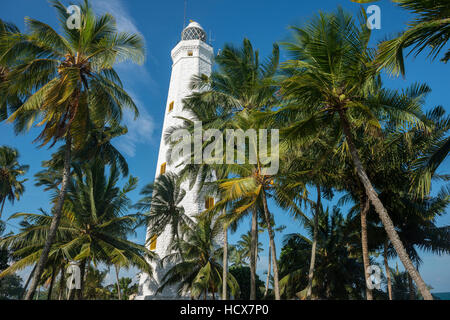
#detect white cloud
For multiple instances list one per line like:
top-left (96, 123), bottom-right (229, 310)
top-left (91, 0), bottom-right (141, 35)
top-left (87, 1), bottom-right (157, 157)
top-left (114, 92), bottom-right (155, 157)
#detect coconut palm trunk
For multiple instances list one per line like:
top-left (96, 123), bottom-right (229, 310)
top-left (58, 265), bottom-right (66, 300)
top-left (250, 208), bottom-right (258, 300)
top-left (263, 248), bottom-right (271, 298)
top-left (222, 214), bottom-right (228, 300)
top-left (360, 195), bottom-right (373, 300)
top-left (21, 264), bottom-right (36, 299)
top-left (338, 109), bottom-right (433, 300)
top-left (408, 274), bottom-right (415, 300)
top-left (384, 240), bottom-right (393, 300)
top-left (306, 185), bottom-right (321, 299)
top-left (261, 190), bottom-right (280, 300)
top-left (47, 267), bottom-right (57, 300)
top-left (25, 135), bottom-right (72, 300)
top-left (78, 259), bottom-right (87, 300)
top-left (0, 198), bottom-right (6, 219)
top-left (115, 264), bottom-right (121, 300)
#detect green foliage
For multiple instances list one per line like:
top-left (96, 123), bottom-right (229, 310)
top-left (229, 266), bottom-right (264, 300)
top-left (158, 214), bottom-right (239, 299)
top-left (280, 207), bottom-right (366, 300)
top-left (0, 146), bottom-right (29, 218)
top-left (0, 274), bottom-right (23, 300)
top-left (0, 0), bottom-right (449, 301)
top-left (136, 173), bottom-right (194, 249)
top-left (0, 160), bottom-right (154, 285)
top-left (375, 0), bottom-right (450, 75)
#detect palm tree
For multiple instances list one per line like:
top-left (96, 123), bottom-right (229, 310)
top-left (278, 8), bottom-right (434, 299)
top-left (83, 265), bottom-right (111, 300)
top-left (1, 0), bottom-right (144, 299)
top-left (280, 207), bottom-right (366, 299)
top-left (236, 231), bottom-right (263, 264)
top-left (44, 123), bottom-right (130, 177)
top-left (158, 213), bottom-right (239, 299)
top-left (274, 126), bottom-right (341, 300)
top-left (63, 161), bottom-right (153, 298)
top-left (353, 0), bottom-right (450, 75)
top-left (1, 161), bottom-right (154, 299)
top-left (207, 109), bottom-right (283, 300)
top-left (352, 0), bottom-right (449, 73)
top-left (0, 19), bottom-right (23, 122)
top-left (110, 276), bottom-right (136, 300)
top-left (0, 146), bottom-right (28, 219)
top-left (135, 172), bottom-right (194, 250)
top-left (381, 188), bottom-right (450, 299)
top-left (229, 245), bottom-right (248, 267)
top-left (409, 106), bottom-right (450, 198)
top-left (260, 222), bottom-right (285, 298)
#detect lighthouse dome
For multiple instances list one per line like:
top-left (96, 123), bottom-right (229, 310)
top-left (181, 21), bottom-right (207, 42)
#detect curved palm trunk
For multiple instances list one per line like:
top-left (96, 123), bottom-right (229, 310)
top-left (263, 248), bottom-right (271, 298)
top-left (47, 267), bottom-right (57, 300)
top-left (25, 135), bottom-right (72, 300)
top-left (68, 286), bottom-right (76, 300)
top-left (115, 264), bottom-right (121, 300)
top-left (78, 259), bottom-right (87, 300)
top-left (250, 208), bottom-right (257, 300)
top-left (21, 264), bottom-right (36, 299)
top-left (338, 110), bottom-right (433, 300)
top-left (360, 195), bottom-right (373, 300)
top-left (408, 274), bottom-right (415, 300)
top-left (384, 240), bottom-right (393, 300)
top-left (58, 265), bottom-right (66, 300)
top-left (261, 190), bottom-right (280, 300)
top-left (0, 197), bottom-right (6, 219)
top-left (306, 185), bottom-right (321, 300)
top-left (222, 215), bottom-right (228, 300)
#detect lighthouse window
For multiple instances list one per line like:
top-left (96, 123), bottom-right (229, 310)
top-left (168, 101), bottom-right (174, 112)
top-left (150, 235), bottom-right (157, 251)
top-left (205, 197), bottom-right (214, 210)
top-left (160, 162), bottom-right (166, 175)
top-left (187, 51), bottom-right (193, 56)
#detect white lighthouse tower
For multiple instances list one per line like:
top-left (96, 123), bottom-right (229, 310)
top-left (136, 21), bottom-right (215, 300)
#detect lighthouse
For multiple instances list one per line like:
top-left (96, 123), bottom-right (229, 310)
top-left (136, 21), bottom-right (216, 299)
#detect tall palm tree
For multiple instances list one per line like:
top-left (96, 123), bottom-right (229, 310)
top-left (158, 213), bottom-right (239, 299)
top-left (0, 146), bottom-right (28, 218)
top-left (1, 0), bottom-right (144, 299)
top-left (280, 206), bottom-right (366, 299)
top-left (1, 161), bottom-right (154, 298)
top-left (135, 172), bottom-right (194, 250)
top-left (278, 8), bottom-right (433, 299)
top-left (274, 126), bottom-right (340, 300)
top-left (0, 19), bottom-right (23, 122)
top-left (83, 265), bottom-right (111, 300)
top-left (236, 231), bottom-right (263, 264)
top-left (260, 222), bottom-right (285, 298)
top-left (216, 117), bottom-right (282, 299)
top-left (229, 245), bottom-right (248, 268)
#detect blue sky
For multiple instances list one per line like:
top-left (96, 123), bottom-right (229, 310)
top-left (1, 0), bottom-right (449, 292)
